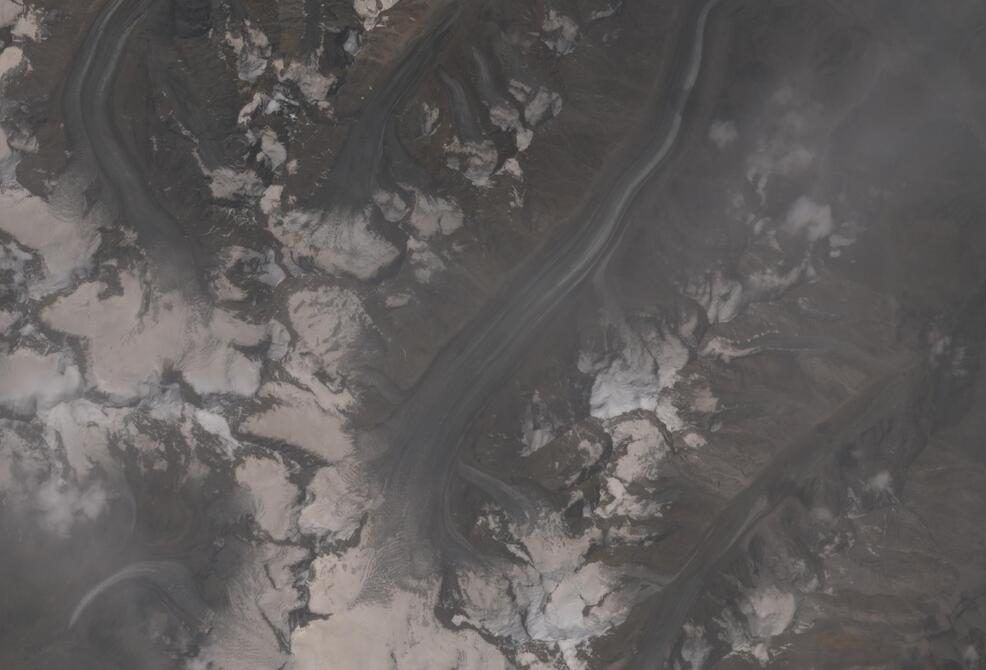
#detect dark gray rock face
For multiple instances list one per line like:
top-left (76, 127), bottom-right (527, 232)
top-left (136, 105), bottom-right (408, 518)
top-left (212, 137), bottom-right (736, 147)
top-left (172, 0), bottom-right (211, 38)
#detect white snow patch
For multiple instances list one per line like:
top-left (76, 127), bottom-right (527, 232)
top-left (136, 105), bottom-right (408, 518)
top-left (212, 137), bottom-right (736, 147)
top-left (524, 87), bottom-right (563, 126)
top-left (680, 623), bottom-right (713, 670)
top-left (594, 415), bottom-right (669, 520)
top-left (0, 419), bottom-right (110, 536)
top-left (489, 102), bottom-right (529, 151)
top-left (421, 101), bottom-right (440, 136)
top-left (746, 142), bottom-right (814, 202)
top-left (0, 309), bottom-right (19, 333)
top-left (0, 186), bottom-right (100, 296)
top-left (11, 8), bottom-right (41, 41)
top-left (385, 292), bottom-right (412, 308)
top-left (238, 92), bottom-right (267, 125)
top-left (212, 245), bottom-right (285, 300)
top-left (259, 129), bottom-right (287, 171)
top-left (683, 432), bottom-right (707, 448)
top-left (0, 0), bottom-right (22, 28)
top-left (685, 270), bottom-right (744, 324)
top-left (372, 188), bottom-right (409, 222)
top-left (191, 543), bottom-right (303, 670)
top-left (275, 57), bottom-right (336, 105)
top-left (306, 545), bottom-right (370, 615)
top-left (520, 390), bottom-right (560, 456)
top-left (589, 324), bottom-right (689, 426)
top-left (42, 400), bottom-right (122, 477)
top-left (42, 271), bottom-right (266, 400)
top-left (407, 189), bottom-right (464, 238)
top-left (353, 0), bottom-right (401, 30)
top-left (290, 580), bottom-right (507, 670)
top-left (272, 207), bottom-right (399, 280)
top-left (866, 470), bottom-right (893, 492)
top-left (287, 285), bottom-right (372, 373)
top-left (236, 456), bottom-right (297, 541)
top-left (542, 10), bottom-right (579, 55)
top-left (608, 416), bottom-right (667, 482)
top-left (743, 258), bottom-right (811, 303)
top-left (700, 336), bottom-right (760, 363)
top-left (241, 382), bottom-right (354, 462)
top-left (204, 165), bottom-right (265, 200)
top-left (589, 343), bottom-right (658, 420)
top-left (499, 157), bottom-right (523, 180)
top-left (445, 138), bottom-right (499, 186)
top-left (0, 238), bottom-right (31, 297)
top-left (343, 29), bottom-right (361, 56)
top-left (455, 510), bottom-right (649, 660)
top-left (225, 23), bottom-right (270, 82)
top-left (458, 508), bottom-right (642, 655)
top-left (407, 237), bottom-right (445, 282)
top-left (720, 586), bottom-right (797, 666)
top-left (589, 1), bottom-right (621, 20)
top-left (0, 45), bottom-right (25, 83)
top-left (455, 569), bottom-right (527, 638)
top-left (260, 184), bottom-right (283, 215)
top-left (298, 464), bottom-right (369, 541)
top-left (744, 586), bottom-right (796, 639)
top-left (34, 476), bottom-right (107, 536)
top-left (194, 409), bottom-right (239, 454)
top-left (527, 561), bottom-right (641, 641)
top-left (596, 476), bottom-right (662, 520)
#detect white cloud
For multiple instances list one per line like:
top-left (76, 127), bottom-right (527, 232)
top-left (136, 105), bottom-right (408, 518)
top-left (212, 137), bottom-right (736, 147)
top-left (784, 195), bottom-right (834, 242)
top-left (708, 120), bottom-right (738, 148)
top-left (0, 349), bottom-right (81, 415)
